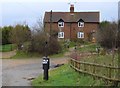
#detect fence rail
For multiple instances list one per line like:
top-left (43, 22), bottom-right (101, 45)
top-left (70, 58), bottom-right (120, 83)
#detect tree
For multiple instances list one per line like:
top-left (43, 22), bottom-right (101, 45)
top-left (9, 24), bottom-right (31, 50)
top-left (28, 19), bottom-right (62, 56)
top-left (96, 21), bottom-right (118, 49)
top-left (2, 26), bottom-right (13, 45)
top-left (0, 27), bottom-right (2, 45)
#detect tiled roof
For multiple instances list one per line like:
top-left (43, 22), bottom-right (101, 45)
top-left (44, 12), bottom-right (99, 23)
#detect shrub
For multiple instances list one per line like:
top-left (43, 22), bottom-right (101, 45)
top-left (27, 30), bottom-right (62, 56)
top-left (48, 37), bottom-right (62, 55)
top-left (96, 21), bottom-right (118, 49)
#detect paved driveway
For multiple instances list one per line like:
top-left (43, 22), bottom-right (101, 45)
top-left (2, 57), bottom-right (68, 86)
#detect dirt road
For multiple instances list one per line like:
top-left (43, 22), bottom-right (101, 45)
top-left (2, 57), bottom-right (68, 86)
top-left (0, 50), bottom-right (16, 59)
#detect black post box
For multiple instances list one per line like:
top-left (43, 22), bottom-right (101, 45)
top-left (42, 57), bottom-right (50, 80)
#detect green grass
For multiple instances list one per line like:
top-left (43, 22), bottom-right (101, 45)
top-left (50, 48), bottom-right (68, 58)
top-left (79, 43), bottom-right (97, 52)
top-left (49, 52), bottom-right (64, 58)
top-left (81, 54), bottom-right (118, 67)
top-left (0, 44), bottom-right (16, 52)
top-left (74, 43), bottom-right (119, 80)
top-left (69, 41), bottom-right (76, 47)
top-left (11, 51), bottom-right (42, 59)
top-left (12, 44), bottom-right (69, 59)
top-left (78, 54), bottom-right (119, 80)
top-left (32, 64), bottom-right (105, 87)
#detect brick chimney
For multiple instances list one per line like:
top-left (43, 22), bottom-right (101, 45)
top-left (70, 4), bottom-right (74, 12)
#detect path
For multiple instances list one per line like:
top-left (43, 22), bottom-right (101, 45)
top-left (0, 50), bottom-right (16, 59)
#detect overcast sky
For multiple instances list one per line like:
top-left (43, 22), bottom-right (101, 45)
top-left (1, 0), bottom-right (119, 28)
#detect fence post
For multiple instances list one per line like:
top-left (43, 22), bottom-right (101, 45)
top-left (70, 59), bottom-right (72, 66)
top-left (92, 64), bottom-right (96, 80)
top-left (108, 64), bottom-right (111, 78)
top-left (78, 62), bottom-right (80, 70)
top-left (84, 64), bottom-right (86, 71)
top-left (75, 61), bottom-right (77, 68)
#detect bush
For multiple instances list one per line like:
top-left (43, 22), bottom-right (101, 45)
top-left (48, 37), bottom-right (62, 55)
top-left (96, 21), bottom-right (118, 49)
top-left (26, 30), bottom-right (62, 56)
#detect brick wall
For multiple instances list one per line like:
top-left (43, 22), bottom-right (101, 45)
top-left (44, 22), bottom-right (99, 41)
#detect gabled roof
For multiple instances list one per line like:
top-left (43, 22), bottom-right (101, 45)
top-left (77, 19), bottom-right (84, 22)
top-left (44, 12), bottom-right (99, 23)
top-left (58, 19), bottom-right (64, 22)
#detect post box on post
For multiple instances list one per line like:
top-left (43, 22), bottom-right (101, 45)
top-left (42, 41), bottom-right (50, 80)
top-left (42, 57), bottom-right (50, 80)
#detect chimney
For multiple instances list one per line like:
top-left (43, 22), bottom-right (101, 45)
top-left (70, 4), bottom-right (74, 12)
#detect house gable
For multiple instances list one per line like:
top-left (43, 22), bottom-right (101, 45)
top-left (77, 19), bottom-right (84, 22)
top-left (58, 19), bottom-right (64, 22)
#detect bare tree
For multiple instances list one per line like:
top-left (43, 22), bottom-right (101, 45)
top-left (96, 21), bottom-right (118, 49)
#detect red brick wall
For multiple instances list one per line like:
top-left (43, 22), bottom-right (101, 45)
top-left (44, 22), bottom-right (99, 41)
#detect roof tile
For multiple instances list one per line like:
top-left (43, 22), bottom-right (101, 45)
top-left (44, 12), bottom-right (99, 23)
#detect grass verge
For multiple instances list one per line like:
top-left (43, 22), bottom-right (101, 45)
top-left (11, 51), bottom-right (42, 59)
top-left (32, 64), bottom-right (104, 86)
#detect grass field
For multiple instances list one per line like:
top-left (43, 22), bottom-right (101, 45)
top-left (32, 64), bottom-right (105, 87)
top-left (0, 44), bottom-right (16, 52)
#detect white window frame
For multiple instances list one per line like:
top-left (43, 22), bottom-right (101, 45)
top-left (58, 32), bottom-right (64, 38)
top-left (77, 32), bottom-right (84, 38)
top-left (78, 22), bottom-right (84, 27)
top-left (58, 22), bottom-right (64, 27)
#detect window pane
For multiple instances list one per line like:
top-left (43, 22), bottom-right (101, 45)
top-left (78, 22), bottom-right (84, 27)
top-left (58, 32), bottom-right (64, 38)
top-left (58, 22), bottom-right (64, 27)
top-left (77, 32), bottom-right (84, 38)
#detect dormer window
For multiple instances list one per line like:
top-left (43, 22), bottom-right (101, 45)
top-left (78, 19), bottom-right (84, 27)
top-left (58, 19), bottom-right (64, 27)
top-left (58, 22), bottom-right (64, 27)
top-left (78, 22), bottom-right (84, 27)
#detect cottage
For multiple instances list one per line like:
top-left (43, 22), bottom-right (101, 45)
top-left (44, 4), bottom-right (100, 42)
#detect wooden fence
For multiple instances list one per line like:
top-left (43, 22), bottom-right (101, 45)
top-left (70, 58), bottom-right (120, 85)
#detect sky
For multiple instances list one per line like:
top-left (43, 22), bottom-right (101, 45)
top-left (0, 0), bottom-right (119, 28)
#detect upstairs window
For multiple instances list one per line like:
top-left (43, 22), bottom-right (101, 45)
top-left (78, 19), bottom-right (84, 27)
top-left (78, 22), bottom-right (84, 27)
top-left (77, 32), bottom-right (84, 38)
top-left (58, 32), bottom-right (64, 38)
top-left (58, 19), bottom-right (64, 27)
top-left (58, 22), bottom-right (64, 27)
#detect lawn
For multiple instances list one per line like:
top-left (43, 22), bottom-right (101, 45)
top-left (79, 43), bottom-right (98, 52)
top-left (80, 54), bottom-right (118, 67)
top-left (0, 44), bottom-right (16, 52)
top-left (78, 43), bottom-right (119, 67)
top-left (32, 64), bottom-right (105, 87)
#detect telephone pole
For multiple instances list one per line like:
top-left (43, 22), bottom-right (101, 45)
top-left (50, 10), bottom-right (52, 40)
